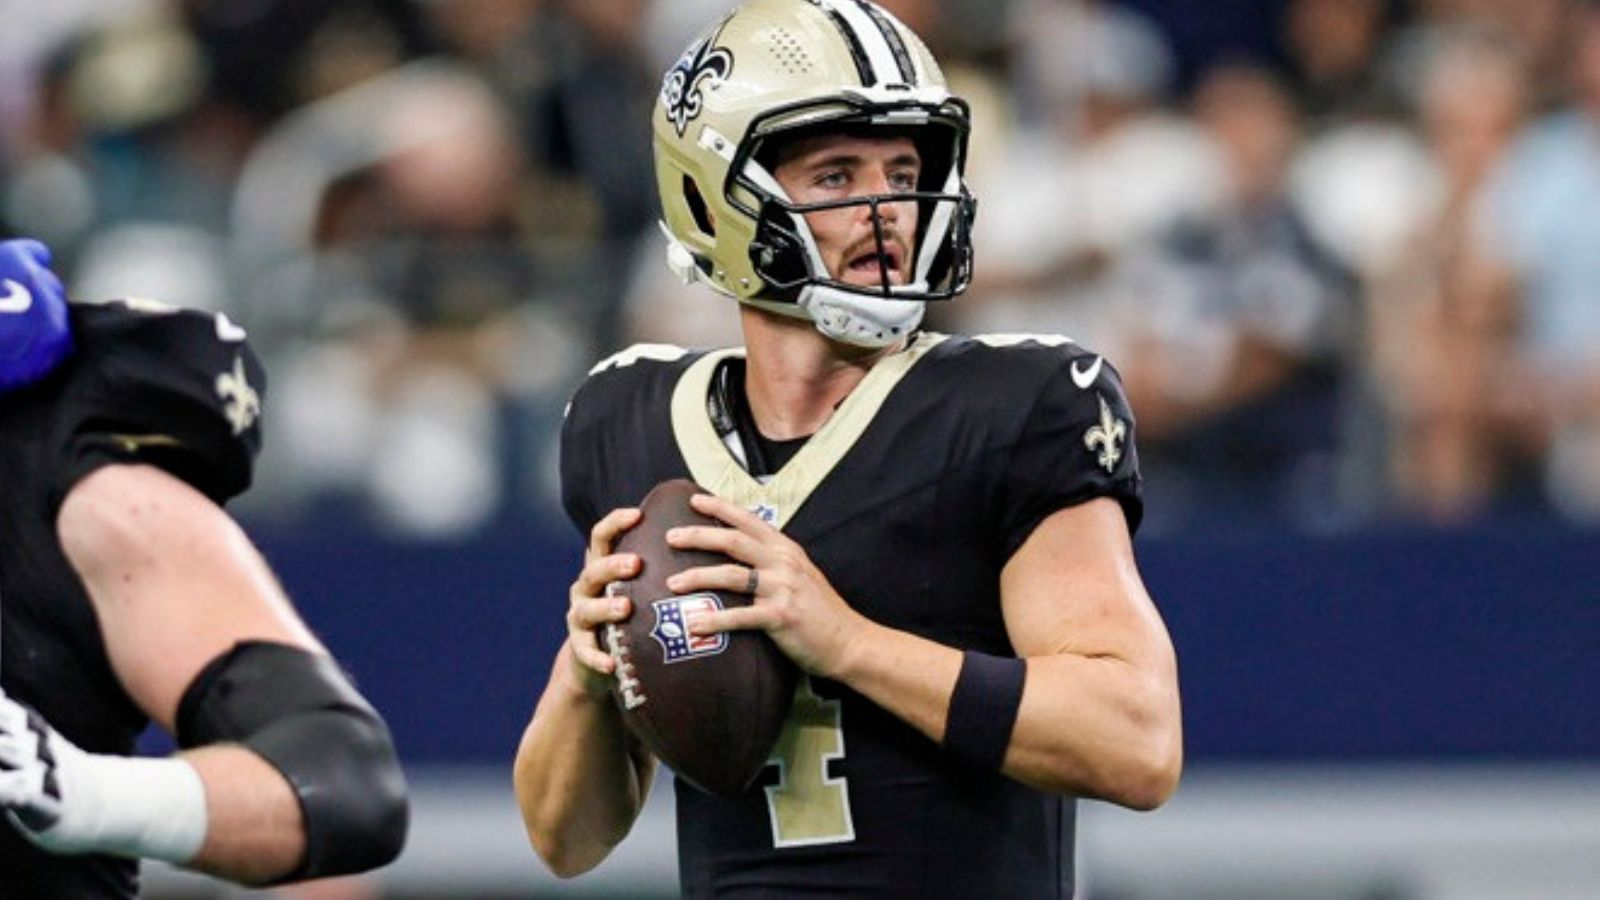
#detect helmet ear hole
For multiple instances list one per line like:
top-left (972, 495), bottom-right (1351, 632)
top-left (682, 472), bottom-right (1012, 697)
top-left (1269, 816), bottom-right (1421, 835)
top-left (684, 176), bottom-right (717, 238)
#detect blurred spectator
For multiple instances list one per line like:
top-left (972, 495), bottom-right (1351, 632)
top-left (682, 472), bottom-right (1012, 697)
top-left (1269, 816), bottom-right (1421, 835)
top-left (434, 0), bottom-right (657, 352)
top-left (4, 6), bottom-right (228, 262)
top-left (181, 0), bottom-right (434, 123)
top-left (1280, 0), bottom-right (1396, 123)
top-left (1119, 64), bottom-right (1357, 531)
top-left (3, 31), bottom-right (103, 253)
top-left (0, 0), bottom-right (147, 152)
top-left (231, 61), bottom-right (585, 536)
top-left (1474, 6), bottom-right (1600, 522)
top-left (510, 0), bottom-right (658, 246)
top-left (1396, 0), bottom-right (1577, 111)
top-left (959, 0), bottom-right (1225, 353)
top-left (1366, 25), bottom-right (1533, 522)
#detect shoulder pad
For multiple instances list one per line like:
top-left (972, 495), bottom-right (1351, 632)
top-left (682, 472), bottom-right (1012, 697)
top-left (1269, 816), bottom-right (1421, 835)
top-left (587, 343), bottom-right (695, 376)
top-left (60, 302), bottom-right (265, 504)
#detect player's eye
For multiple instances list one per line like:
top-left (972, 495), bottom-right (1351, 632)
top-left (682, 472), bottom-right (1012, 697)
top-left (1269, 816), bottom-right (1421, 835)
top-left (813, 169), bottom-right (848, 189)
top-left (888, 169), bottom-right (918, 191)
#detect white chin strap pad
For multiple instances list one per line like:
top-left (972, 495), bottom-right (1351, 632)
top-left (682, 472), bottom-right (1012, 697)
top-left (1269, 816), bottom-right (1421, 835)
top-left (798, 284), bottom-right (925, 348)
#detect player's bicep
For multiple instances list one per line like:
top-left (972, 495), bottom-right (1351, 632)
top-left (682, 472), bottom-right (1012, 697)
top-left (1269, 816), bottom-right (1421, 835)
top-left (57, 463), bottom-right (323, 730)
top-left (999, 497), bottom-right (1173, 669)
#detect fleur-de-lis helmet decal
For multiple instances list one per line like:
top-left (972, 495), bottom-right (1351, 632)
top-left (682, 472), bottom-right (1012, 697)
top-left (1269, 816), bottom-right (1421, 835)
top-left (662, 37), bottom-right (734, 137)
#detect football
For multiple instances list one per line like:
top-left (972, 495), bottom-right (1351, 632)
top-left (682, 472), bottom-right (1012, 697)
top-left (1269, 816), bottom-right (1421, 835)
top-left (599, 479), bottom-right (798, 795)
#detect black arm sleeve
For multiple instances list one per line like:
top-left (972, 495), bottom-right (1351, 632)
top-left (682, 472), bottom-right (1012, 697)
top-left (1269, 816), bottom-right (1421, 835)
top-left (176, 641), bottom-right (409, 882)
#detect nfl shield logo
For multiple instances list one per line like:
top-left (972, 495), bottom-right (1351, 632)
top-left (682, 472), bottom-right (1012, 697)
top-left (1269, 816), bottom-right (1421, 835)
top-left (650, 594), bottom-right (728, 663)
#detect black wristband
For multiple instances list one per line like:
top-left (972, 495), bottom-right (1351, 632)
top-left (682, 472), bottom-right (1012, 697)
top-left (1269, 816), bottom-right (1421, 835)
top-left (943, 651), bottom-right (1027, 770)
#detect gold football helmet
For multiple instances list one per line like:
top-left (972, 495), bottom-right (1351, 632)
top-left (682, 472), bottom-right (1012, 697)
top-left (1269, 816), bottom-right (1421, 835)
top-left (653, 0), bottom-right (976, 347)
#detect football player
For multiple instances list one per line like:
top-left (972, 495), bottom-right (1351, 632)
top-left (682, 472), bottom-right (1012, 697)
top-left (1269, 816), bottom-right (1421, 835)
top-left (0, 239), bottom-right (409, 896)
top-left (514, 1), bottom-right (1183, 898)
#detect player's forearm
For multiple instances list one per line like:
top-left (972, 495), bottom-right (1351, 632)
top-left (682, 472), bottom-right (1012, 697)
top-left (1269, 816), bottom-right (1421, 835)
top-left (1004, 652), bottom-right (1182, 808)
top-left (181, 745), bottom-right (306, 884)
top-left (833, 621), bottom-right (1180, 808)
top-left (0, 726), bottom-right (302, 884)
top-left (828, 619), bottom-right (963, 752)
top-left (515, 643), bottom-right (655, 877)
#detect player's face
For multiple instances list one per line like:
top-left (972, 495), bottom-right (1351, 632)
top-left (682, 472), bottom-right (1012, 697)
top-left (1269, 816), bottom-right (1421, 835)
top-left (772, 134), bottom-right (922, 289)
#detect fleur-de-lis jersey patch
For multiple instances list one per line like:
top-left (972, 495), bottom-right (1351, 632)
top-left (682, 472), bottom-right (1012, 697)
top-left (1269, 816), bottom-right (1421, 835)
top-left (1084, 395), bottom-right (1126, 473)
top-left (215, 355), bottom-right (261, 436)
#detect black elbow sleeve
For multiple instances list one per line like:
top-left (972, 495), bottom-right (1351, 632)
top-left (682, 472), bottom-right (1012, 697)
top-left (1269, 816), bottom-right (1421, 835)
top-left (177, 641), bottom-right (410, 881)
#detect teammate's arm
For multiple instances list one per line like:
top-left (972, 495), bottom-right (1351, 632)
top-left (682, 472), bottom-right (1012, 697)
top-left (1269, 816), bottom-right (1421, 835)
top-left (50, 463), bottom-right (406, 883)
top-left (514, 507), bottom-right (658, 877)
top-left (668, 493), bottom-right (1183, 809)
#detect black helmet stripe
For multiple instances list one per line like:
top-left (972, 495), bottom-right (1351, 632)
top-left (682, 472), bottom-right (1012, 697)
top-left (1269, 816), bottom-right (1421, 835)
top-left (812, 0), bottom-right (909, 87)
top-left (818, 5), bottom-right (877, 86)
top-left (852, 0), bottom-right (918, 85)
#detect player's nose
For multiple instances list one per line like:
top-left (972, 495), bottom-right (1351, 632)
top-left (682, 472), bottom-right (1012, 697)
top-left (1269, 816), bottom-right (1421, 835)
top-left (861, 165), bottom-right (900, 200)
top-left (859, 173), bottom-right (902, 225)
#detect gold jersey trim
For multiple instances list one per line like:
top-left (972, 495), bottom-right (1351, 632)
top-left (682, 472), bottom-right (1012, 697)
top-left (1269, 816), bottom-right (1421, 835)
top-left (669, 333), bottom-right (947, 529)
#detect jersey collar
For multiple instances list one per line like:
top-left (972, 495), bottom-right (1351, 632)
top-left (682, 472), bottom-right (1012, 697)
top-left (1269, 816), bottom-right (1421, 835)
top-left (670, 332), bottom-right (946, 529)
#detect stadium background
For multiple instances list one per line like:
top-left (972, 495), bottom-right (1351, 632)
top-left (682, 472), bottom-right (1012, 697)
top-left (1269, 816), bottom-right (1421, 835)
top-left (1, 0), bottom-right (1596, 897)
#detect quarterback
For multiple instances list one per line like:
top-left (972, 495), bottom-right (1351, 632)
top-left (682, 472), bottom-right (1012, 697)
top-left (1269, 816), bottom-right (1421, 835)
top-left (515, 1), bottom-right (1182, 897)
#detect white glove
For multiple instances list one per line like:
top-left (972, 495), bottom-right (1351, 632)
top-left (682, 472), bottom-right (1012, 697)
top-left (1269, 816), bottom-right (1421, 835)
top-left (0, 691), bottom-right (65, 833)
top-left (0, 689), bottom-right (207, 862)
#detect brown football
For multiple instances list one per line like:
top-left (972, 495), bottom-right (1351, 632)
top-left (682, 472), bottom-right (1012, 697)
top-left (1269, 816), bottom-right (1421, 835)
top-left (598, 479), bottom-right (799, 795)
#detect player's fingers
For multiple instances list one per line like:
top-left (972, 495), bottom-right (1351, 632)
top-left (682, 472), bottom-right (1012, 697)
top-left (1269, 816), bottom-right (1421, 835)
top-left (0, 770), bottom-right (30, 804)
top-left (666, 563), bottom-right (755, 597)
top-left (568, 591), bottom-right (632, 632)
top-left (569, 630), bottom-right (616, 675)
top-left (688, 604), bottom-right (768, 637)
top-left (689, 493), bottom-right (772, 534)
top-left (588, 507), bottom-right (642, 558)
top-left (665, 524), bottom-right (765, 564)
top-left (574, 551), bottom-right (640, 597)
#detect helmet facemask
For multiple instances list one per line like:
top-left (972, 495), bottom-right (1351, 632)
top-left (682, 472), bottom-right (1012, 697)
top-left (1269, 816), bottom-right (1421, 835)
top-left (732, 102), bottom-right (976, 345)
top-left (741, 104), bottom-right (976, 292)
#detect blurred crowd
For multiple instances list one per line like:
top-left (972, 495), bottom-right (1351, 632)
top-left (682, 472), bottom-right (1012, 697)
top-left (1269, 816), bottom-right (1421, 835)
top-left (3, 0), bottom-right (1597, 538)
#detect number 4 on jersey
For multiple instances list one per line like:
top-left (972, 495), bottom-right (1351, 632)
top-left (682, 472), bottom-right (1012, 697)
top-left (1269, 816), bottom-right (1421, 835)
top-left (763, 676), bottom-right (855, 848)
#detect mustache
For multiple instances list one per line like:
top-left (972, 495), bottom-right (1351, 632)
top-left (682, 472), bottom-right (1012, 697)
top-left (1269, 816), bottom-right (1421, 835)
top-left (841, 231), bottom-right (911, 267)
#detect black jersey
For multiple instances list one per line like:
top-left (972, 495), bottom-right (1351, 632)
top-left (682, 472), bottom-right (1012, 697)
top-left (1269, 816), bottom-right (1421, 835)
top-left (561, 332), bottom-right (1142, 900)
top-left (0, 300), bottom-right (264, 899)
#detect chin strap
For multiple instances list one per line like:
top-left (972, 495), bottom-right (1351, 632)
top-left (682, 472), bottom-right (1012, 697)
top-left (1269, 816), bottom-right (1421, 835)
top-left (797, 284), bottom-right (925, 348)
top-left (657, 221), bottom-right (925, 349)
top-left (660, 222), bottom-right (710, 289)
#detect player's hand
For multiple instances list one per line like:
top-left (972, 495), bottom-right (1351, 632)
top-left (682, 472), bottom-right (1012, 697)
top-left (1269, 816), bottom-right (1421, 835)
top-left (566, 506), bottom-right (644, 699)
top-left (0, 238), bottom-right (74, 392)
top-left (0, 690), bottom-right (69, 842)
top-left (2, 690), bottom-right (207, 861)
top-left (666, 493), bottom-right (866, 678)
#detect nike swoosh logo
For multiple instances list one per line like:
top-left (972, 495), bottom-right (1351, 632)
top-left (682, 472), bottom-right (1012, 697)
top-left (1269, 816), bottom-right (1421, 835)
top-left (214, 312), bottom-right (247, 342)
top-left (1070, 355), bottom-right (1103, 389)
top-left (0, 279), bottom-right (34, 314)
